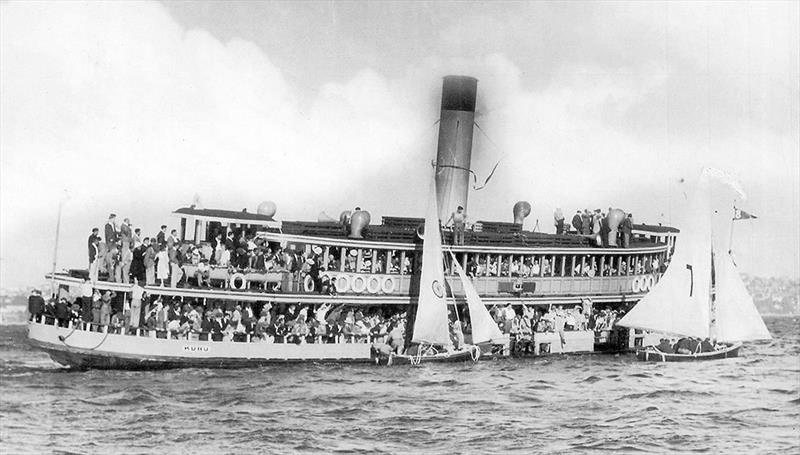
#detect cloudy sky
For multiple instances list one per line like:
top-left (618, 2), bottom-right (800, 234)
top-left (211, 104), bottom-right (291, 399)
top-left (1, 1), bottom-right (798, 288)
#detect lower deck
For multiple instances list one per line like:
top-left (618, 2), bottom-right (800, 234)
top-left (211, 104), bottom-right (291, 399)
top-left (28, 315), bottom-right (639, 369)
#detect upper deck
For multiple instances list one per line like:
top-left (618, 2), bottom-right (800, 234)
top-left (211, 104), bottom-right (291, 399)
top-left (51, 207), bottom-right (678, 307)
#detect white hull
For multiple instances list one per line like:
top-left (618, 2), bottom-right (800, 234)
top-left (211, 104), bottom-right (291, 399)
top-left (27, 319), bottom-right (372, 369)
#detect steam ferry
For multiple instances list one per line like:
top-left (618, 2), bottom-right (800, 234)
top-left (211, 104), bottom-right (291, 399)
top-left (28, 76), bottom-right (678, 369)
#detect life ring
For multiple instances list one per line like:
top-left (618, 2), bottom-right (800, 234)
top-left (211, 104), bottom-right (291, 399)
top-left (303, 275), bottom-right (315, 293)
top-left (351, 275), bottom-right (367, 293)
top-left (647, 275), bottom-right (655, 290)
top-left (230, 273), bottom-right (247, 290)
top-left (367, 275), bottom-right (382, 294)
top-left (381, 276), bottom-right (397, 294)
top-left (631, 276), bottom-right (641, 293)
top-left (335, 275), bottom-right (351, 293)
top-left (320, 272), bottom-right (331, 283)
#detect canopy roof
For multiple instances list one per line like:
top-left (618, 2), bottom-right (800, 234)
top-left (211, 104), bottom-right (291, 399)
top-left (173, 207), bottom-right (275, 224)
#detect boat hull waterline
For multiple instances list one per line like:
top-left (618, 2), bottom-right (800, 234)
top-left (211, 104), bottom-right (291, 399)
top-left (27, 321), bottom-right (372, 370)
top-left (636, 342), bottom-right (742, 362)
top-left (372, 345), bottom-right (481, 366)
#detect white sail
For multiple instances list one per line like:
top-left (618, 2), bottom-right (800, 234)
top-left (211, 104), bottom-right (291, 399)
top-left (449, 252), bottom-right (505, 344)
top-left (617, 176), bottom-right (713, 339)
top-left (712, 242), bottom-right (772, 342)
top-left (410, 178), bottom-right (452, 346)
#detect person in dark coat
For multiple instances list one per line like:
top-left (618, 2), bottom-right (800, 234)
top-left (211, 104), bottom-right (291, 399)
top-left (700, 338), bottom-right (715, 353)
top-left (620, 213), bottom-right (633, 248)
top-left (130, 240), bottom-right (147, 283)
top-left (104, 214), bottom-right (119, 248)
top-left (571, 210), bottom-right (582, 234)
top-left (55, 297), bottom-right (71, 327)
top-left (28, 290), bottom-right (45, 321)
top-left (156, 225), bottom-right (168, 248)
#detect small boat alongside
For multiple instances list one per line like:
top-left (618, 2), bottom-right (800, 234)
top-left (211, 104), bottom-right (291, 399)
top-left (373, 176), bottom-right (503, 365)
top-left (618, 168), bottom-right (771, 362)
top-left (637, 342), bottom-right (741, 362)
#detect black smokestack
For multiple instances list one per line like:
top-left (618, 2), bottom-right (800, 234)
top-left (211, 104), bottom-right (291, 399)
top-left (435, 76), bottom-right (478, 221)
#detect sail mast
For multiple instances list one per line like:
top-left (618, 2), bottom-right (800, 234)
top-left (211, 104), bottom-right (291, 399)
top-left (709, 246), bottom-right (717, 340)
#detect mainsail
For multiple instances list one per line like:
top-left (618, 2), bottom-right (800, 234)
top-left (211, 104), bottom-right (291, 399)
top-left (617, 175), bottom-right (713, 338)
top-left (410, 178), bottom-right (452, 346)
top-left (450, 252), bottom-right (505, 344)
top-left (619, 168), bottom-right (772, 343)
top-left (712, 236), bottom-right (772, 342)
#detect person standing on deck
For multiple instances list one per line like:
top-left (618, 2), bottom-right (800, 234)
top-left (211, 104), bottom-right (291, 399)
top-left (445, 206), bottom-right (467, 245)
top-left (104, 214), bottom-right (119, 248)
top-left (155, 245), bottom-right (169, 286)
top-left (553, 208), bottom-right (565, 234)
top-left (119, 218), bottom-right (132, 251)
top-left (129, 279), bottom-right (145, 330)
top-left (620, 213), bottom-right (633, 248)
top-left (87, 228), bottom-right (100, 261)
top-left (27, 289), bottom-right (45, 321)
top-left (131, 238), bottom-right (146, 283)
top-left (581, 210), bottom-right (592, 235)
top-left (88, 236), bottom-right (101, 283)
top-left (156, 225), bottom-right (168, 248)
top-left (144, 238), bottom-right (156, 285)
top-left (99, 291), bottom-right (114, 327)
top-left (79, 279), bottom-right (93, 322)
top-left (571, 210), bottom-right (582, 234)
top-left (120, 245), bottom-right (133, 284)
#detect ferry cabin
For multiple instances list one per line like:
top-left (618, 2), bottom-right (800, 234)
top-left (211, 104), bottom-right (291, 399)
top-left (167, 207), bottom-right (678, 307)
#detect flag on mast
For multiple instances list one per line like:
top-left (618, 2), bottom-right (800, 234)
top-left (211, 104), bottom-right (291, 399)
top-left (733, 207), bottom-right (757, 220)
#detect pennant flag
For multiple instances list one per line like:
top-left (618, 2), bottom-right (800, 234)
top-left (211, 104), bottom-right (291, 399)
top-left (733, 207), bottom-right (757, 220)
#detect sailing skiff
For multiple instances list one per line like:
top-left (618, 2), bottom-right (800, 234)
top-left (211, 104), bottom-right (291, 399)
top-left (618, 168), bottom-right (771, 362)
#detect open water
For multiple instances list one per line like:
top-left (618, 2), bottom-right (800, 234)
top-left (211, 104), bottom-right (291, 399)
top-left (1, 318), bottom-right (798, 454)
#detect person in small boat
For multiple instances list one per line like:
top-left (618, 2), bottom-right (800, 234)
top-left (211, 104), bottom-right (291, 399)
top-left (655, 338), bottom-right (674, 353)
top-left (674, 337), bottom-right (700, 354)
top-left (700, 338), bottom-right (715, 353)
top-left (450, 319), bottom-right (465, 350)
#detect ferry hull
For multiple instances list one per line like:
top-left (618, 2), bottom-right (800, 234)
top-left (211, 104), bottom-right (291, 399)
top-left (635, 342), bottom-right (742, 362)
top-left (27, 321), bottom-right (373, 370)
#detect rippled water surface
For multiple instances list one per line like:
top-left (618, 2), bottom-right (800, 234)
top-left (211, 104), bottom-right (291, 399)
top-left (1, 318), bottom-right (798, 454)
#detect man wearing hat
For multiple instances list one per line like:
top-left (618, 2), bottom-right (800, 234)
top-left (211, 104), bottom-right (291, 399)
top-left (105, 214), bottom-right (119, 248)
top-left (120, 218), bottom-right (132, 251)
top-left (88, 236), bottom-right (101, 283)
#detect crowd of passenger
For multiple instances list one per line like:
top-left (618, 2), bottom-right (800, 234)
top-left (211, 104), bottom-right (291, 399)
top-left (478, 300), bottom-right (629, 353)
top-left (553, 207), bottom-right (635, 247)
top-left (85, 213), bottom-right (422, 290)
top-left (30, 285), bottom-right (411, 345)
